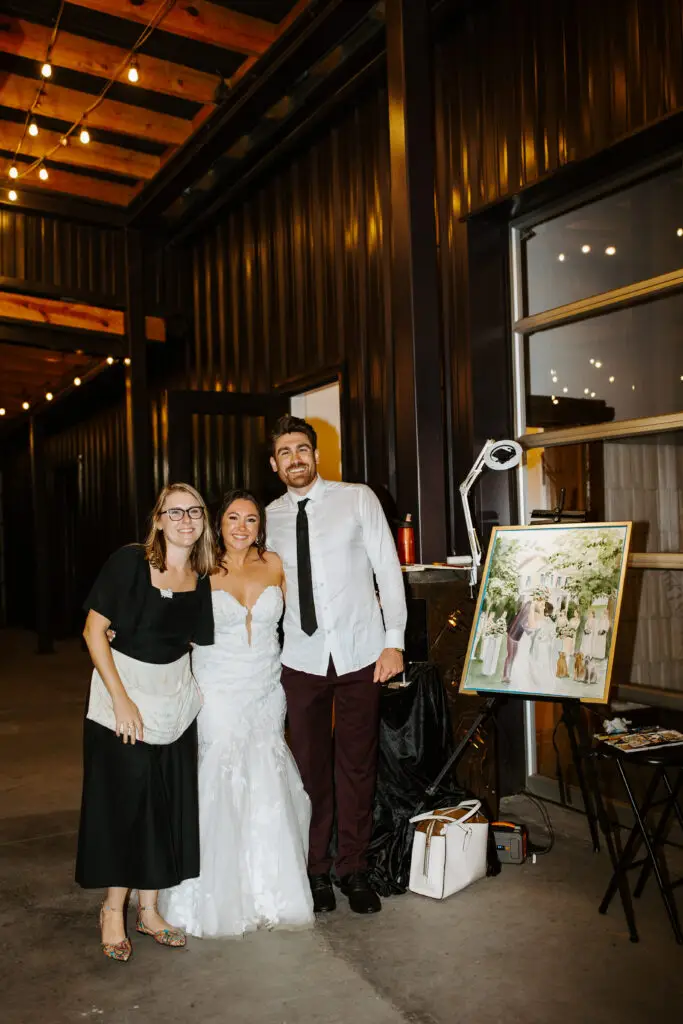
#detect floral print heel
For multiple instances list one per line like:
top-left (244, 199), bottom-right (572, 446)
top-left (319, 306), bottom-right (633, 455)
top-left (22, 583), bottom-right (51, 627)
top-left (100, 905), bottom-right (132, 962)
top-left (136, 905), bottom-right (186, 947)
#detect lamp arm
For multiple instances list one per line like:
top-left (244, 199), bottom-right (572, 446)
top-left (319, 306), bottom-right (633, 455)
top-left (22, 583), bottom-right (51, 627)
top-left (459, 439), bottom-right (495, 587)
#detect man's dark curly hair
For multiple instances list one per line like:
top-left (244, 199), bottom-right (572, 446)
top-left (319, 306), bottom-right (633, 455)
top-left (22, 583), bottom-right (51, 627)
top-left (270, 414), bottom-right (318, 455)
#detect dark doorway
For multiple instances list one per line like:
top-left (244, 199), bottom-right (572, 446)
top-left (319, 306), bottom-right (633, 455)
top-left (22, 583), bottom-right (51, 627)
top-left (166, 391), bottom-right (290, 514)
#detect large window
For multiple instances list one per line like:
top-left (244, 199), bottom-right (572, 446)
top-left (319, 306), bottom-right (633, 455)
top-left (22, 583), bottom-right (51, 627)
top-left (516, 166), bottom-right (683, 434)
top-left (511, 165), bottom-right (683, 781)
top-left (525, 168), bottom-right (683, 315)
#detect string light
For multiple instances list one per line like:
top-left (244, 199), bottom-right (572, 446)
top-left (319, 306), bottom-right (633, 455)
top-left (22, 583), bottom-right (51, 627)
top-left (6, 0), bottom-right (175, 186)
top-left (563, 387), bottom-right (568, 393)
top-left (45, 392), bottom-right (54, 401)
top-left (22, 401), bottom-right (30, 411)
top-left (609, 376), bottom-right (615, 383)
top-left (677, 228), bottom-right (683, 237)
top-left (73, 377), bottom-right (82, 386)
top-left (581, 244), bottom-right (591, 254)
top-left (0, 408), bottom-right (5, 416)
top-left (594, 360), bottom-right (602, 368)
top-left (9, 165), bottom-right (18, 179)
top-left (8, 190), bottom-right (17, 202)
top-left (106, 356), bottom-right (115, 365)
top-left (123, 357), bottom-right (132, 366)
top-left (38, 165), bottom-right (49, 181)
top-left (557, 253), bottom-right (565, 262)
top-left (605, 246), bottom-right (617, 256)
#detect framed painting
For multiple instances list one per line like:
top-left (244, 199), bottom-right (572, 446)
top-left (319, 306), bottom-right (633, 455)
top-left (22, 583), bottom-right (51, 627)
top-left (460, 522), bottom-right (632, 704)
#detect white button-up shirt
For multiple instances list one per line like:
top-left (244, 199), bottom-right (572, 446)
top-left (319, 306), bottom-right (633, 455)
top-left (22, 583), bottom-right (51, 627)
top-left (266, 476), bottom-right (407, 676)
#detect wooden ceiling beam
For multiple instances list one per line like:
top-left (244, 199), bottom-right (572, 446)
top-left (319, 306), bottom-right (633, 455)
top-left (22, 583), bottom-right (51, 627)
top-left (0, 73), bottom-right (190, 145)
top-left (5, 166), bottom-right (136, 207)
top-left (67, 0), bottom-right (277, 56)
top-left (0, 120), bottom-right (159, 181)
top-left (0, 321), bottom-right (125, 356)
top-left (0, 290), bottom-right (165, 341)
top-left (0, 17), bottom-right (220, 107)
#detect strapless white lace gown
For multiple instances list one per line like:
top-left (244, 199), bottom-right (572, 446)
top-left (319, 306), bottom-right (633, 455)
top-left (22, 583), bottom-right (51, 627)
top-left (159, 586), bottom-right (313, 938)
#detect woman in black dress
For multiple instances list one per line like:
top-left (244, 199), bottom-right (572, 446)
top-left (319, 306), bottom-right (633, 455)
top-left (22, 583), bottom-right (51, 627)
top-left (77, 483), bottom-right (215, 961)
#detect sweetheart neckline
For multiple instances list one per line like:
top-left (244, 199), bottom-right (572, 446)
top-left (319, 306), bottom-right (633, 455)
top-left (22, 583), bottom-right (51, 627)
top-left (211, 584), bottom-right (281, 615)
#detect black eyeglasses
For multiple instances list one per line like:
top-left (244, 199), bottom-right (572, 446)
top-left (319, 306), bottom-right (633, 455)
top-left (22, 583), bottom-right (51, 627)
top-left (160, 506), bottom-right (205, 522)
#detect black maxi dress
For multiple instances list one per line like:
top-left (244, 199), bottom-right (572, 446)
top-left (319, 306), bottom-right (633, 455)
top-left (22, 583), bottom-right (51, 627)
top-left (75, 544), bottom-right (214, 891)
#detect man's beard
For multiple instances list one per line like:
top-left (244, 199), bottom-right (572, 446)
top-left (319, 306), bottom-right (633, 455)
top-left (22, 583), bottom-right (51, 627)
top-left (286, 463), bottom-right (316, 487)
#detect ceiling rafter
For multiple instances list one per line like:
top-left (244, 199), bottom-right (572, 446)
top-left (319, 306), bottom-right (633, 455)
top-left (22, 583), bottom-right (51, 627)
top-left (3, 163), bottom-right (137, 206)
top-left (67, 0), bottom-right (278, 56)
top-left (0, 73), bottom-right (190, 145)
top-left (0, 16), bottom-right (221, 106)
top-left (0, 120), bottom-right (160, 181)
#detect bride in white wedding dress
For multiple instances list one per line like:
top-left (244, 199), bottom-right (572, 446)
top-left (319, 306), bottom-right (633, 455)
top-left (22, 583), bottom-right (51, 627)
top-left (159, 489), bottom-right (313, 938)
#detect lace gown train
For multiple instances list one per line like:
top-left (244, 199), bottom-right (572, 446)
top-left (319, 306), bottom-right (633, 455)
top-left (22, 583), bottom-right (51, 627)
top-left (159, 586), bottom-right (313, 938)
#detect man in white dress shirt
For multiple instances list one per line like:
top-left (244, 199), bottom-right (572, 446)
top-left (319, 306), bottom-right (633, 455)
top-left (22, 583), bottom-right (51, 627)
top-left (266, 415), bottom-right (407, 915)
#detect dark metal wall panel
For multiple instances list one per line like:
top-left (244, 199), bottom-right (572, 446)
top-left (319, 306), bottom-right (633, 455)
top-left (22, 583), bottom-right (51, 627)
top-left (188, 88), bottom-right (394, 490)
top-left (435, 0), bottom-right (683, 216)
top-left (0, 207), bottom-right (125, 303)
top-left (2, 400), bottom-right (131, 633)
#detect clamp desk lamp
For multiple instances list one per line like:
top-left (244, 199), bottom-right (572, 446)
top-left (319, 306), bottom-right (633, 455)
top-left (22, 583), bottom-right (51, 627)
top-left (456, 439), bottom-right (524, 587)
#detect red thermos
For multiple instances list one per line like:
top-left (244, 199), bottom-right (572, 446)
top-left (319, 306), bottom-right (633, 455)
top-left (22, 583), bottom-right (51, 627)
top-left (397, 513), bottom-right (416, 566)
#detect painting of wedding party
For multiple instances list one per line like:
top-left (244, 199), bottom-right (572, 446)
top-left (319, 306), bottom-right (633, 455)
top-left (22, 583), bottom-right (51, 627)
top-left (461, 523), bottom-right (632, 703)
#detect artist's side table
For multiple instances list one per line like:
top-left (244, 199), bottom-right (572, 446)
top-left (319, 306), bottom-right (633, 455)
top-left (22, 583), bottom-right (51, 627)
top-left (594, 742), bottom-right (683, 944)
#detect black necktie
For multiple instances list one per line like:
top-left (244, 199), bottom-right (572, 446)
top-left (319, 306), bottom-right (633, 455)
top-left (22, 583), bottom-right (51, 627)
top-left (296, 499), bottom-right (318, 636)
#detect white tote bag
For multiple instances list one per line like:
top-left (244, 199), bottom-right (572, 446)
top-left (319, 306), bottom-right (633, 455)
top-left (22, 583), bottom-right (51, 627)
top-left (408, 800), bottom-right (488, 899)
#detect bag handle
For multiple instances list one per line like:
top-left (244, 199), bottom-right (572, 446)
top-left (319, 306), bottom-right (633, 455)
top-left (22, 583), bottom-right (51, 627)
top-left (410, 799), bottom-right (482, 828)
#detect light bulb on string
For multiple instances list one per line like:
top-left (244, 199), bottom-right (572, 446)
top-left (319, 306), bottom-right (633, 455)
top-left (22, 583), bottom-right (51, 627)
top-left (9, 165), bottom-right (18, 179)
top-left (73, 377), bottom-right (82, 387)
top-left (106, 356), bottom-right (114, 365)
top-left (127, 58), bottom-right (139, 83)
top-left (22, 401), bottom-right (30, 411)
top-left (0, 408), bottom-right (5, 416)
top-left (38, 165), bottom-right (49, 181)
top-left (79, 126), bottom-right (90, 145)
top-left (41, 62), bottom-right (52, 78)
top-left (28, 121), bottom-right (39, 137)
top-left (8, 190), bottom-right (17, 202)
top-left (45, 392), bottom-right (53, 401)
top-left (124, 357), bottom-right (131, 366)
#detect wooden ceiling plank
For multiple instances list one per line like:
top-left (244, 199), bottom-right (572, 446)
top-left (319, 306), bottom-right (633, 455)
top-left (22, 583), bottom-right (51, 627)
top-left (0, 119), bottom-right (159, 180)
top-left (0, 74), bottom-right (190, 145)
top-left (8, 166), bottom-right (136, 206)
top-left (67, 0), bottom-right (277, 56)
top-left (0, 17), bottom-right (220, 106)
top-left (0, 290), bottom-right (165, 342)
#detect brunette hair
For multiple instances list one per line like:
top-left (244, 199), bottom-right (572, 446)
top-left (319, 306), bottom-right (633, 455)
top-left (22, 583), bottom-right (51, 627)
top-left (215, 488), bottom-right (267, 570)
top-left (270, 414), bottom-right (317, 455)
top-left (144, 482), bottom-right (215, 576)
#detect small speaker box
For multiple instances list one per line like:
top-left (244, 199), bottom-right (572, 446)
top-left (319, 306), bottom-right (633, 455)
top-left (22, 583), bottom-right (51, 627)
top-left (492, 821), bottom-right (527, 864)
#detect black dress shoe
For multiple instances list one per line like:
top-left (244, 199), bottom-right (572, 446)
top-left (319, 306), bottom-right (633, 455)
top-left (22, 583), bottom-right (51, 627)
top-left (309, 873), bottom-right (336, 913)
top-left (339, 872), bottom-right (381, 914)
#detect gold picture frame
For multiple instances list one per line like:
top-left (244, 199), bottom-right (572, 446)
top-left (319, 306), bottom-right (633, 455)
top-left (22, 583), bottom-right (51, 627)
top-left (460, 522), bottom-right (632, 704)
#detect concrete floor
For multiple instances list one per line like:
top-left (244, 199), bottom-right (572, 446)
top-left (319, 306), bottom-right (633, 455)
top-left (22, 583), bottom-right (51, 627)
top-left (1, 629), bottom-right (681, 1024)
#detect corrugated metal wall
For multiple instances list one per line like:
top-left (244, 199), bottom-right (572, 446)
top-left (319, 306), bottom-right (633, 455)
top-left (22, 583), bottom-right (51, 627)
top-left (435, 0), bottom-right (683, 217)
top-left (2, 402), bottom-right (131, 634)
top-left (0, 207), bottom-right (125, 302)
top-left (188, 88), bottom-right (394, 490)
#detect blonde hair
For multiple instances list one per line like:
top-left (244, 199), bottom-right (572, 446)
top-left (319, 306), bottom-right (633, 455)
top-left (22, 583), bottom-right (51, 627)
top-left (144, 482), bottom-right (215, 576)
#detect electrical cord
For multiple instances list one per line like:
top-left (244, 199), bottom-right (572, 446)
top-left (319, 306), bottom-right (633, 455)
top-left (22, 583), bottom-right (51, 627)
top-left (11, 0), bottom-right (178, 182)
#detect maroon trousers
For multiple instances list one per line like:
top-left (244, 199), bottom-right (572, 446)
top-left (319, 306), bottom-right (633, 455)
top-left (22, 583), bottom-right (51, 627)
top-left (281, 658), bottom-right (380, 877)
